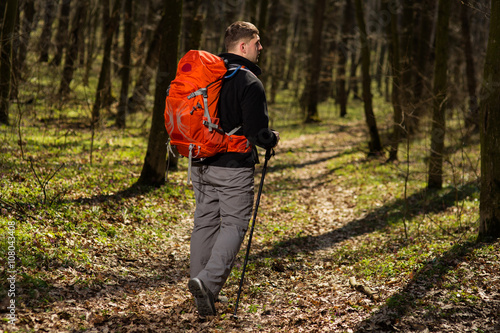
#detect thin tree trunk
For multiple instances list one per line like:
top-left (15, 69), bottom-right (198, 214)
top-left (84, 2), bottom-right (99, 86)
top-left (51, 0), bottom-right (71, 67)
top-left (400, 1), bottom-right (416, 129)
top-left (59, 0), bottom-right (87, 97)
top-left (317, 2), bottom-right (337, 103)
top-left (39, 0), bottom-right (57, 63)
top-left (427, 0), bottom-right (451, 189)
top-left (336, 0), bottom-right (354, 118)
top-left (283, 0), bottom-right (302, 92)
top-left (303, 0), bottom-right (326, 123)
top-left (116, 0), bottom-right (133, 128)
top-left (183, 0), bottom-right (203, 53)
top-left (461, 3), bottom-right (479, 132)
top-left (0, 0), bottom-right (18, 125)
top-left (385, 0), bottom-right (403, 162)
top-left (138, 0), bottom-right (182, 186)
top-left (17, 0), bottom-right (35, 73)
top-left (91, 0), bottom-right (121, 127)
top-left (478, 0), bottom-right (500, 241)
top-left (257, 0), bottom-right (270, 89)
top-left (409, 0), bottom-right (436, 134)
top-left (268, 0), bottom-right (288, 104)
top-left (349, 48), bottom-right (361, 100)
top-left (375, 42), bottom-right (387, 96)
top-left (127, 15), bottom-right (162, 114)
top-left (354, 0), bottom-right (382, 155)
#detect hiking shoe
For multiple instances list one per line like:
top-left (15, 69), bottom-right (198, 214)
top-left (188, 278), bottom-right (216, 317)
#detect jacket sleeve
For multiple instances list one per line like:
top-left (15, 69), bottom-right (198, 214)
top-left (240, 79), bottom-right (278, 150)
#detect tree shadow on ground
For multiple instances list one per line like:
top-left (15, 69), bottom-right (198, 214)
top-left (354, 240), bottom-right (500, 332)
top-left (61, 180), bottom-right (177, 206)
top-left (253, 180), bottom-right (479, 260)
top-left (14, 254), bottom-right (194, 330)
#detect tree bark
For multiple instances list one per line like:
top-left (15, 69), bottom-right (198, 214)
top-left (427, 0), bottom-right (451, 189)
top-left (303, 0), bottom-right (326, 123)
top-left (385, 0), bottom-right (403, 162)
top-left (38, 0), bottom-right (58, 63)
top-left (127, 14), bottom-right (162, 114)
top-left (59, 1), bottom-right (87, 97)
top-left (83, 1), bottom-right (100, 86)
top-left (399, 1), bottom-right (416, 129)
top-left (116, 0), bottom-right (133, 128)
top-left (51, 0), bottom-right (71, 67)
top-left (336, 0), bottom-right (354, 118)
top-left (478, 0), bottom-right (500, 241)
top-left (354, 0), bottom-right (382, 155)
top-left (91, 0), bottom-right (121, 127)
top-left (409, 0), bottom-right (436, 134)
top-left (461, 3), bottom-right (479, 132)
top-left (17, 0), bottom-right (35, 73)
top-left (182, 0), bottom-right (203, 53)
top-left (138, 0), bottom-right (182, 186)
top-left (0, 0), bottom-right (18, 125)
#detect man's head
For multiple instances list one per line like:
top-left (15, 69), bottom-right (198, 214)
top-left (225, 21), bottom-right (262, 64)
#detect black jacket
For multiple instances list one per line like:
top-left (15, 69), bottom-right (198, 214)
top-left (199, 53), bottom-right (277, 168)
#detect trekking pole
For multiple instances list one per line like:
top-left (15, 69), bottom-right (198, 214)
top-left (233, 148), bottom-right (274, 320)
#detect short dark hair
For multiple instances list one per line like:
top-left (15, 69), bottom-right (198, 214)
top-left (224, 21), bottom-right (259, 51)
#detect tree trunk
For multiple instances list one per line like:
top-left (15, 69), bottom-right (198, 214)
top-left (17, 0), bottom-right (35, 74)
top-left (138, 0), bottom-right (182, 186)
top-left (257, 0), bottom-right (270, 89)
top-left (59, 1), bottom-right (87, 97)
top-left (385, 0), bottom-right (403, 162)
top-left (183, 0), bottom-right (203, 53)
top-left (116, 0), bottom-right (133, 128)
top-left (337, 0), bottom-right (354, 116)
top-left (51, 0), bottom-right (71, 67)
top-left (83, 1), bottom-right (100, 86)
top-left (91, 0), bottom-right (121, 127)
top-left (127, 15), bottom-right (162, 114)
top-left (336, 0), bottom-right (354, 118)
top-left (375, 42), bottom-right (387, 96)
top-left (303, 0), bottom-right (326, 123)
top-left (38, 0), bottom-right (57, 63)
top-left (427, 0), bottom-right (451, 189)
top-left (478, 0), bottom-right (500, 241)
top-left (409, 0), bottom-right (436, 134)
top-left (0, 0), bottom-right (18, 125)
top-left (348, 47), bottom-right (360, 100)
top-left (461, 3), bottom-right (479, 132)
top-left (400, 1), bottom-right (416, 130)
top-left (317, 2), bottom-right (337, 104)
top-left (268, 0), bottom-right (287, 104)
top-left (354, 0), bottom-right (382, 155)
top-left (283, 0), bottom-right (303, 93)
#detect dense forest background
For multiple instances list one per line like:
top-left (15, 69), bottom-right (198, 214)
top-left (1, 0), bottom-right (499, 236)
top-left (1, 0), bottom-right (500, 331)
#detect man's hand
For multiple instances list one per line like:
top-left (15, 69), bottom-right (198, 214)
top-left (272, 131), bottom-right (280, 148)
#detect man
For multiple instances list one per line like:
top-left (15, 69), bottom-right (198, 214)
top-left (188, 21), bottom-right (279, 317)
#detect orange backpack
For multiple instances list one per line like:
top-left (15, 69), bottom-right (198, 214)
top-left (164, 50), bottom-right (252, 162)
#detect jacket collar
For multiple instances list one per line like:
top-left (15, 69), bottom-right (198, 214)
top-left (218, 53), bottom-right (262, 76)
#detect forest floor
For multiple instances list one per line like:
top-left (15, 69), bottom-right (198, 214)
top-left (1, 106), bottom-right (499, 332)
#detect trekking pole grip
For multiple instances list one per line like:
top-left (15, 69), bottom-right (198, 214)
top-left (265, 148), bottom-right (274, 161)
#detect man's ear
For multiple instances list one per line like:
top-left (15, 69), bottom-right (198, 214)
top-left (239, 41), bottom-right (246, 55)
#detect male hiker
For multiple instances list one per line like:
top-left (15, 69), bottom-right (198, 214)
top-left (187, 21), bottom-right (279, 317)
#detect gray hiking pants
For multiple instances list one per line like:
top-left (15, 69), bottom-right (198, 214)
top-left (190, 164), bottom-right (255, 298)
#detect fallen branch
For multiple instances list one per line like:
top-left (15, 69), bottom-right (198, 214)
top-left (349, 276), bottom-right (379, 301)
